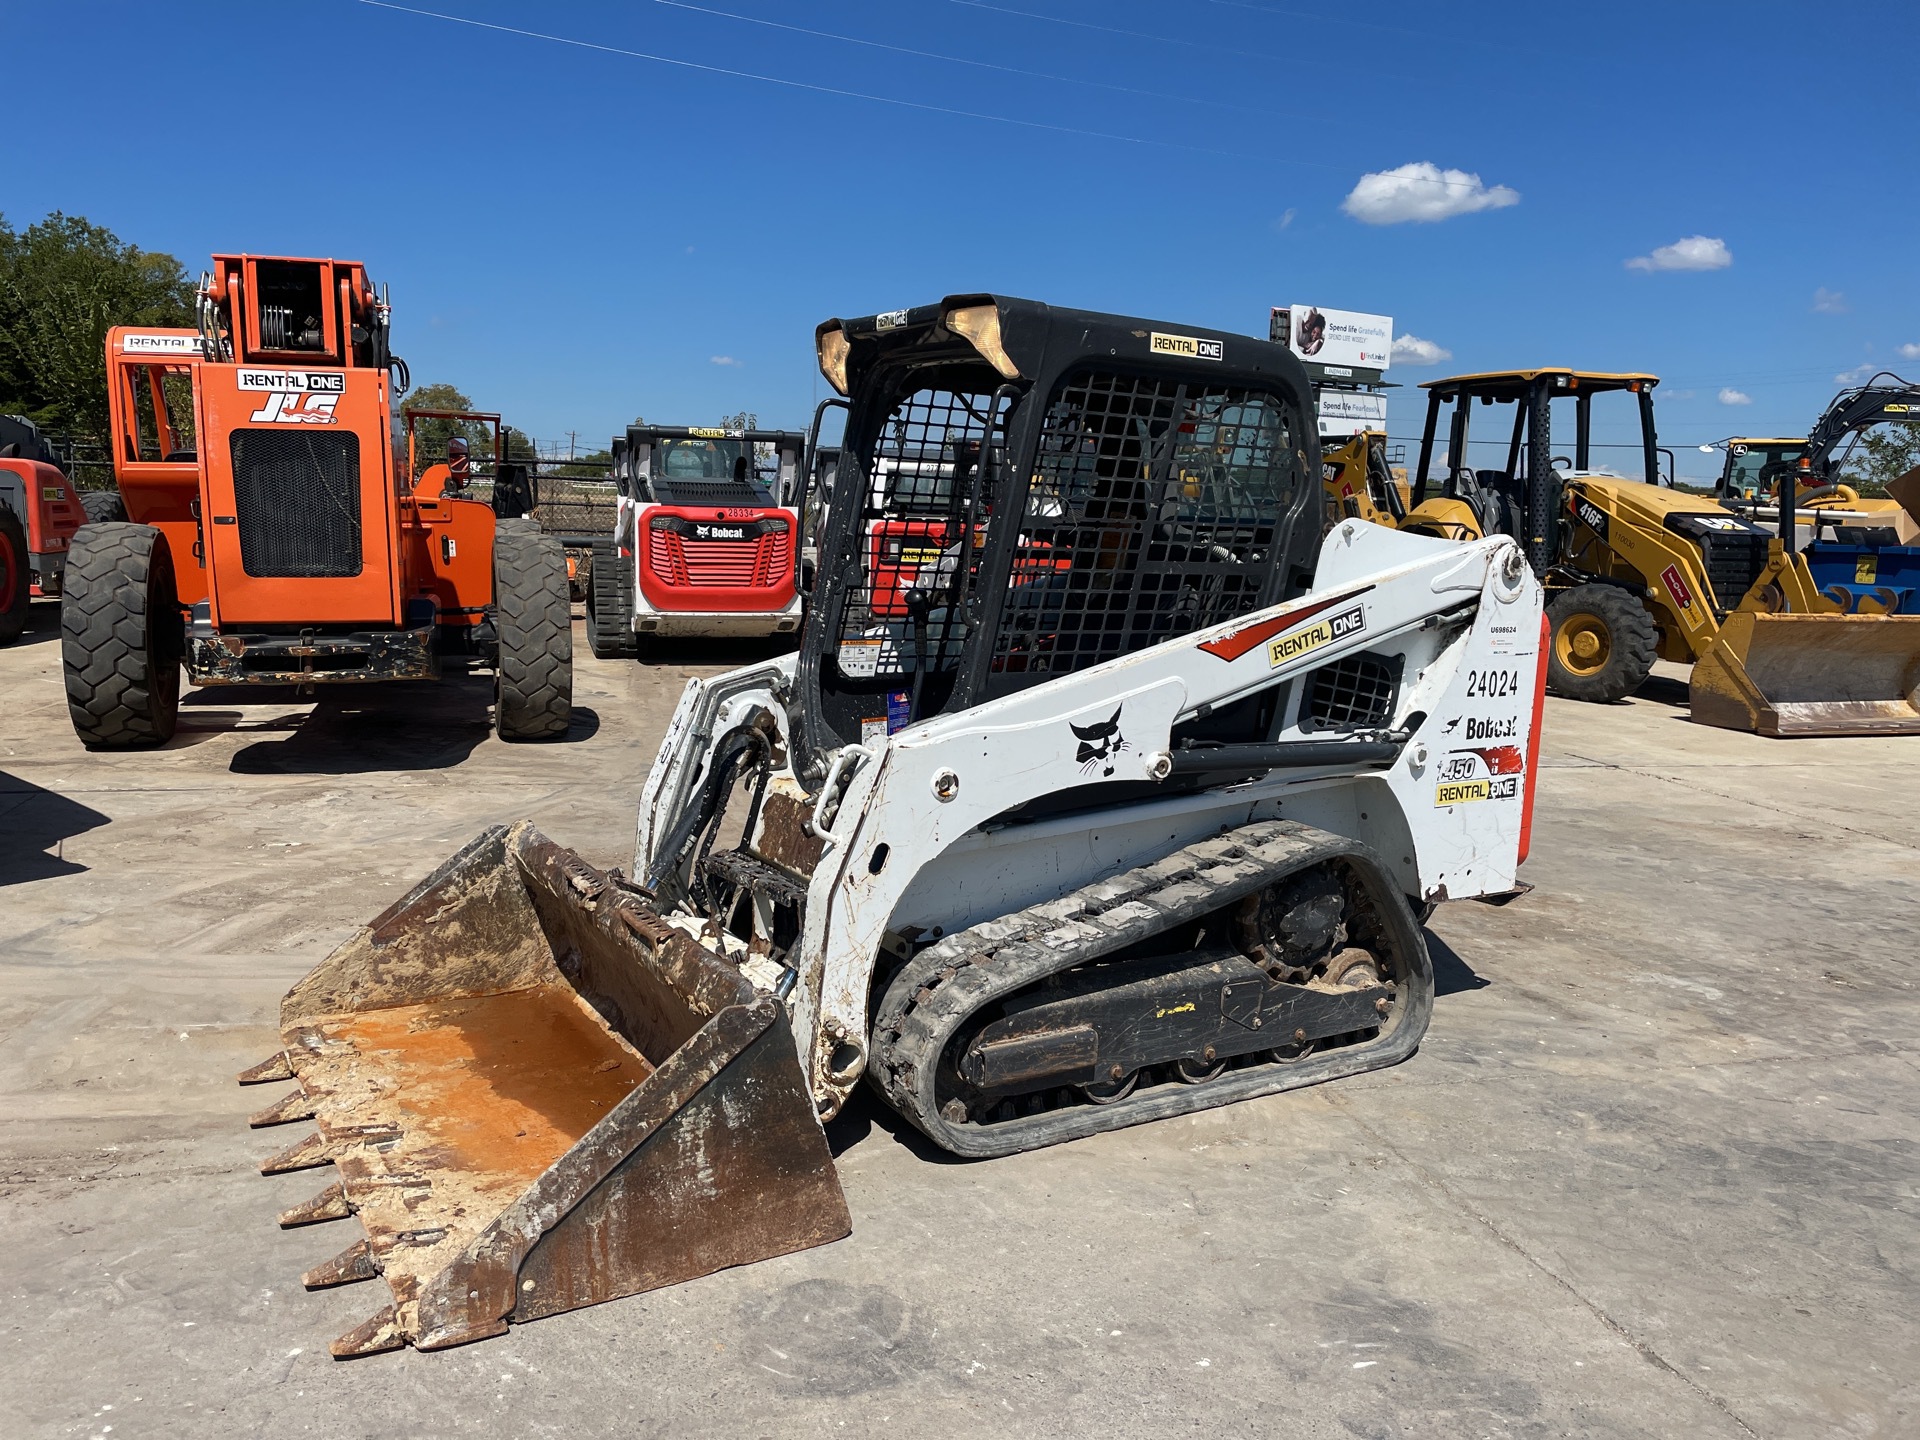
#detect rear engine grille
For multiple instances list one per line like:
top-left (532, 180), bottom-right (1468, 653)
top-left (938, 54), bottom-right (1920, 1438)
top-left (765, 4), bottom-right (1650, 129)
top-left (229, 430), bottom-right (363, 578)
top-left (1696, 532), bottom-right (1769, 610)
top-left (647, 528), bottom-right (792, 589)
top-left (1305, 652), bottom-right (1399, 730)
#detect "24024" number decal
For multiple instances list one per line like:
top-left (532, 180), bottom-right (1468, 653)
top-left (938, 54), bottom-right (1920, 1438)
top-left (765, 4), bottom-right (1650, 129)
top-left (1466, 668), bottom-right (1521, 699)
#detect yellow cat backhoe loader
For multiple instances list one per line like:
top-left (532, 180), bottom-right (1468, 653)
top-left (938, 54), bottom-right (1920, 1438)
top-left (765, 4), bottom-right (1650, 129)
top-left (1409, 369), bottom-right (1920, 735)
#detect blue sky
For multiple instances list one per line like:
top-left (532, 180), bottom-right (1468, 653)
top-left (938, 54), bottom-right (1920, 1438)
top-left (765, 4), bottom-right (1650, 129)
top-left (10, 1), bottom-right (1917, 475)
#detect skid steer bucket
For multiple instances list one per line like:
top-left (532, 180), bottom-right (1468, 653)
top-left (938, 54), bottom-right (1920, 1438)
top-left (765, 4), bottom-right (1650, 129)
top-left (238, 822), bottom-right (850, 1357)
top-left (1690, 611), bottom-right (1920, 736)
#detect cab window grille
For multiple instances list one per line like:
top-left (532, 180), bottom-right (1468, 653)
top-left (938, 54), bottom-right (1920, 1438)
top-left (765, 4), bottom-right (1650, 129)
top-left (229, 430), bottom-right (363, 578)
top-left (986, 369), bottom-right (1298, 683)
top-left (832, 387), bottom-right (996, 684)
top-left (1305, 652), bottom-right (1398, 730)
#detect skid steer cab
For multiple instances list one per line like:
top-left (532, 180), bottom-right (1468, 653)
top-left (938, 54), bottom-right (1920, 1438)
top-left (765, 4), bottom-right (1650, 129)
top-left (0, 415), bottom-right (87, 646)
top-left (242, 294), bottom-right (1547, 1356)
top-left (587, 424), bottom-right (804, 656)
top-left (63, 255), bottom-right (570, 749)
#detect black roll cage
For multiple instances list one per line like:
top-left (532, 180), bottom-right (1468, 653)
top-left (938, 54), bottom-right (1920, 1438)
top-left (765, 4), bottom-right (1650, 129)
top-left (789, 295), bottom-right (1324, 782)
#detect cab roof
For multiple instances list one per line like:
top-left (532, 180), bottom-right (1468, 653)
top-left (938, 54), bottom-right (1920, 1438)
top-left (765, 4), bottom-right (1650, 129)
top-left (1421, 369), bottom-right (1660, 400)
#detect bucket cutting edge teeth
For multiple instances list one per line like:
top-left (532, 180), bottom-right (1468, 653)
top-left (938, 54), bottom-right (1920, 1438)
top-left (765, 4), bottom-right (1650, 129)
top-left (330, 1306), bottom-right (405, 1360)
top-left (236, 1051), bottom-right (293, 1085)
top-left (302, 1238), bottom-right (379, 1289)
top-left (279, 1181), bottom-right (350, 1228)
top-left (259, 1130), bottom-right (334, 1175)
top-left (248, 1089), bottom-right (316, 1128)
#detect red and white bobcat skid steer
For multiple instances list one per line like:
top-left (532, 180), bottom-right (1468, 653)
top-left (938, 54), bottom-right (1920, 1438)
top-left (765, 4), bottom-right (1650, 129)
top-left (239, 297), bottom-right (1545, 1357)
top-left (587, 425), bottom-right (806, 656)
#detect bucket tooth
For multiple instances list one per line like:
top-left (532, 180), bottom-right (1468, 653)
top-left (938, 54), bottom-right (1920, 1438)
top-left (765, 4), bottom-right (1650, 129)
top-left (248, 1089), bottom-right (316, 1128)
top-left (237, 1052), bottom-right (293, 1085)
top-left (303, 1238), bottom-right (379, 1289)
top-left (260, 1130), bottom-right (334, 1175)
top-left (279, 1181), bottom-right (350, 1228)
top-left (331, 1306), bottom-right (406, 1360)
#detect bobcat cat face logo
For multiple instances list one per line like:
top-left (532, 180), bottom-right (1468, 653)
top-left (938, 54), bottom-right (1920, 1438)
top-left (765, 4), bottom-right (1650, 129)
top-left (1070, 707), bottom-right (1128, 776)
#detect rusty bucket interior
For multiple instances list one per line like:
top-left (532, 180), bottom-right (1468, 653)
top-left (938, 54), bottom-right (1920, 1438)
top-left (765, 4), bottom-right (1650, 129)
top-left (239, 821), bottom-right (849, 1358)
top-left (1691, 611), bottom-right (1920, 736)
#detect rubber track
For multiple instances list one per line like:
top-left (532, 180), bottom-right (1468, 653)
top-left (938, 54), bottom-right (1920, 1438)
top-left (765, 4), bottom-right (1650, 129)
top-left (493, 527), bottom-right (572, 740)
top-left (60, 522), bottom-right (179, 748)
top-left (587, 537), bottom-right (639, 659)
top-left (869, 820), bottom-right (1432, 1159)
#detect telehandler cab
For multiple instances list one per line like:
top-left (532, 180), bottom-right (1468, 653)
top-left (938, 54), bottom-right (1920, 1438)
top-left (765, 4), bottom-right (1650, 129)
top-left (65, 255), bottom-right (571, 747)
top-left (1410, 368), bottom-right (1920, 735)
top-left (239, 295), bottom-right (1547, 1356)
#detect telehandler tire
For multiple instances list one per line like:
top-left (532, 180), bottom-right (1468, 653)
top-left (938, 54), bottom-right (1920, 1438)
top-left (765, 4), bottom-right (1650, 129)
top-left (61, 522), bottom-right (181, 747)
top-left (586, 538), bottom-right (639, 659)
top-left (0, 506), bottom-right (28, 645)
top-left (493, 526), bottom-right (572, 741)
top-left (1546, 583), bottom-right (1657, 703)
top-left (80, 489), bottom-right (126, 525)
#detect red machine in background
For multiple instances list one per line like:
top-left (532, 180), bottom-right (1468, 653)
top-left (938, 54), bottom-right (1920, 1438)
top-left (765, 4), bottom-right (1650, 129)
top-left (0, 415), bottom-right (90, 645)
top-left (589, 424), bottom-right (805, 657)
top-left (65, 253), bottom-right (570, 747)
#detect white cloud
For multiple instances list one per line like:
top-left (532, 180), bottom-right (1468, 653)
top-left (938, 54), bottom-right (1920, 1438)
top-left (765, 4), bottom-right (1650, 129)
top-left (1391, 333), bottom-right (1452, 366)
top-left (1811, 287), bottom-right (1849, 314)
top-left (1625, 235), bottom-right (1732, 273)
top-left (709, 355), bottom-right (743, 367)
top-left (1274, 208), bottom-right (1296, 231)
top-left (1834, 363), bottom-right (1876, 385)
top-left (1717, 387), bottom-right (1751, 406)
top-left (1899, 343), bottom-right (1920, 360)
top-left (1340, 162), bottom-right (1519, 225)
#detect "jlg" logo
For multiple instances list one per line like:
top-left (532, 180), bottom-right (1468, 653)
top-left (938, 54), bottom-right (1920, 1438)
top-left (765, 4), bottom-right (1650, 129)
top-left (249, 391), bottom-right (340, 424)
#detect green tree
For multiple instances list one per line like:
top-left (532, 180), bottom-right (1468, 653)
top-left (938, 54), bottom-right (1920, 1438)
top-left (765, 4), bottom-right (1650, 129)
top-left (1837, 424), bottom-right (1920, 498)
top-left (0, 211), bottom-right (194, 435)
top-left (720, 410), bottom-right (759, 433)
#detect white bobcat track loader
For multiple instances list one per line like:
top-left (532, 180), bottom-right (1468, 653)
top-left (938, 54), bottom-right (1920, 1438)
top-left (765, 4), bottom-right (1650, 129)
top-left (239, 296), bottom-right (1545, 1355)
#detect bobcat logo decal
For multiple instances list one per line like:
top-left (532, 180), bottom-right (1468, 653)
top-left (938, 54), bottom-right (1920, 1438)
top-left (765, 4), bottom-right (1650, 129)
top-left (1070, 707), bottom-right (1128, 776)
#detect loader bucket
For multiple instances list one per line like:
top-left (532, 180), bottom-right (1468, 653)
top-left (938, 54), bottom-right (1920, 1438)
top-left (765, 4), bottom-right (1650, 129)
top-left (238, 821), bottom-right (849, 1357)
top-left (1690, 611), bottom-right (1920, 736)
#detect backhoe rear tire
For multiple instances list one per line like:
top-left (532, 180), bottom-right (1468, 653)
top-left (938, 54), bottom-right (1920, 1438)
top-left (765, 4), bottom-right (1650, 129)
top-left (61, 522), bottom-right (181, 747)
top-left (0, 506), bottom-right (28, 645)
top-left (587, 538), bottom-right (639, 659)
top-left (1546, 583), bottom-right (1657, 703)
top-left (493, 525), bottom-right (572, 741)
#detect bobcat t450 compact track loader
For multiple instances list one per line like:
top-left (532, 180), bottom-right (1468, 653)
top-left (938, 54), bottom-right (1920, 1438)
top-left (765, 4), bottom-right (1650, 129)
top-left (240, 297), bottom-right (1546, 1356)
top-left (65, 255), bottom-right (571, 748)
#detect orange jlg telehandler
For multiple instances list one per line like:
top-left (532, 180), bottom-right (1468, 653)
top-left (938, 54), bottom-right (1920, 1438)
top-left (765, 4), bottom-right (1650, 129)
top-left (64, 254), bottom-right (571, 747)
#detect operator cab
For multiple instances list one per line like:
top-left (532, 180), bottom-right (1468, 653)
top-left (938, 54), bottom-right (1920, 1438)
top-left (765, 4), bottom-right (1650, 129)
top-left (1413, 369), bottom-right (1664, 570)
top-left (802, 295), bottom-right (1322, 763)
top-left (1714, 438), bottom-right (1810, 503)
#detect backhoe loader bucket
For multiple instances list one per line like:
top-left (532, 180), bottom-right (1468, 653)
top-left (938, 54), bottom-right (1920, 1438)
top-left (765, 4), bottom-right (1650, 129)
top-left (237, 822), bottom-right (850, 1357)
top-left (1690, 611), bottom-right (1920, 736)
